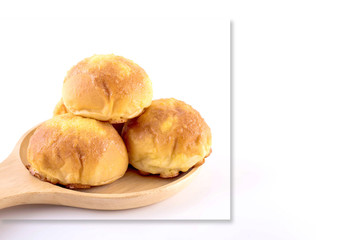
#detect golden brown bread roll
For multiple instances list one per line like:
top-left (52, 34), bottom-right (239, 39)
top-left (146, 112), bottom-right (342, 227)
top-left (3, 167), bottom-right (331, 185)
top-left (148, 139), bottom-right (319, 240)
top-left (121, 98), bottom-right (212, 178)
top-left (27, 114), bottom-right (129, 188)
top-left (53, 98), bottom-right (125, 134)
top-left (62, 54), bottom-right (153, 123)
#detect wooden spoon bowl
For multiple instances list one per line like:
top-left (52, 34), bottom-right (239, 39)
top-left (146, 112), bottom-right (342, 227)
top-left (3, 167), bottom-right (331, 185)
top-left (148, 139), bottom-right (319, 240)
top-left (0, 125), bottom-right (201, 210)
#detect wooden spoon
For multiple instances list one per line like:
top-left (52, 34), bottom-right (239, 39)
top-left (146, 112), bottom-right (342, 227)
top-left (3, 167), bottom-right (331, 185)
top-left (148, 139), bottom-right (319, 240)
top-left (0, 125), bottom-right (202, 210)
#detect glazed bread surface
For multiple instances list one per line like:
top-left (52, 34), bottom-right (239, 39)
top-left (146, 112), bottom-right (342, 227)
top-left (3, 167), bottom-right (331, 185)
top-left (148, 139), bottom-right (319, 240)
top-left (27, 114), bottom-right (129, 188)
top-left (122, 98), bottom-right (212, 178)
top-left (62, 54), bottom-right (153, 123)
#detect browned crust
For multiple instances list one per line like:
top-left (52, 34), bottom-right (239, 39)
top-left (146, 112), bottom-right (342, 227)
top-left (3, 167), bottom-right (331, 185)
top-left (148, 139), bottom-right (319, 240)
top-left (62, 54), bottom-right (152, 122)
top-left (137, 169), bottom-right (180, 178)
top-left (122, 98), bottom-right (212, 179)
top-left (122, 98), bottom-right (212, 150)
top-left (109, 118), bottom-right (128, 124)
top-left (53, 98), bottom-right (129, 123)
top-left (160, 171), bottom-right (180, 178)
top-left (26, 164), bottom-right (91, 189)
top-left (66, 183), bottom-right (91, 189)
top-left (138, 170), bottom-right (151, 176)
top-left (26, 114), bottom-right (128, 189)
top-left (108, 106), bottom-right (146, 124)
top-left (64, 55), bottom-right (149, 96)
top-left (135, 149), bottom-right (212, 178)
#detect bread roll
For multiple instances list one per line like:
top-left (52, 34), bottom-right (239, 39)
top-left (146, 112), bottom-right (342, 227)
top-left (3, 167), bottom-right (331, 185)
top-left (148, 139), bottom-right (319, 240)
top-left (62, 54), bottom-right (153, 123)
top-left (122, 98), bottom-right (212, 178)
top-left (53, 98), bottom-right (68, 116)
top-left (27, 114), bottom-right (129, 188)
top-left (53, 99), bottom-right (125, 135)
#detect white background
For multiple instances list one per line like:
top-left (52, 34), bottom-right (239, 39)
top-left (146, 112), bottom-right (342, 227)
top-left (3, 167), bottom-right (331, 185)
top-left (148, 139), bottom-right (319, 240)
top-left (2, 0), bottom-right (361, 239)
top-left (0, 17), bottom-right (230, 221)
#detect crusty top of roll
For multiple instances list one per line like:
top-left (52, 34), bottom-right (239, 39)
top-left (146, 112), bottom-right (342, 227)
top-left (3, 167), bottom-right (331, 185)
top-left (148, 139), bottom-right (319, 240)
top-left (27, 113), bottom-right (129, 188)
top-left (62, 54), bottom-right (153, 123)
top-left (121, 98), bottom-right (212, 178)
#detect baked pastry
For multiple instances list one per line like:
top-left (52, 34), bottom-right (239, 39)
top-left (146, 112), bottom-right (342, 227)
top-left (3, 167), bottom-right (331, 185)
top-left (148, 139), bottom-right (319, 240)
top-left (53, 98), bottom-right (69, 116)
top-left (53, 98), bottom-right (125, 135)
top-left (121, 98), bottom-right (212, 178)
top-left (27, 113), bottom-right (129, 188)
top-left (62, 54), bottom-right (153, 123)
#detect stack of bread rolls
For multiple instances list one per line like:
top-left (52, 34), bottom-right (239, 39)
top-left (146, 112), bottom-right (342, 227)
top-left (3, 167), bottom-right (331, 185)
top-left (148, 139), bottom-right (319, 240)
top-left (26, 54), bottom-right (212, 189)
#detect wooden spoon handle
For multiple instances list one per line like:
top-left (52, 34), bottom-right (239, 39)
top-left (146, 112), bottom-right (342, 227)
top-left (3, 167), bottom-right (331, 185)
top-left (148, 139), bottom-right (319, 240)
top-left (0, 155), bottom-right (45, 209)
